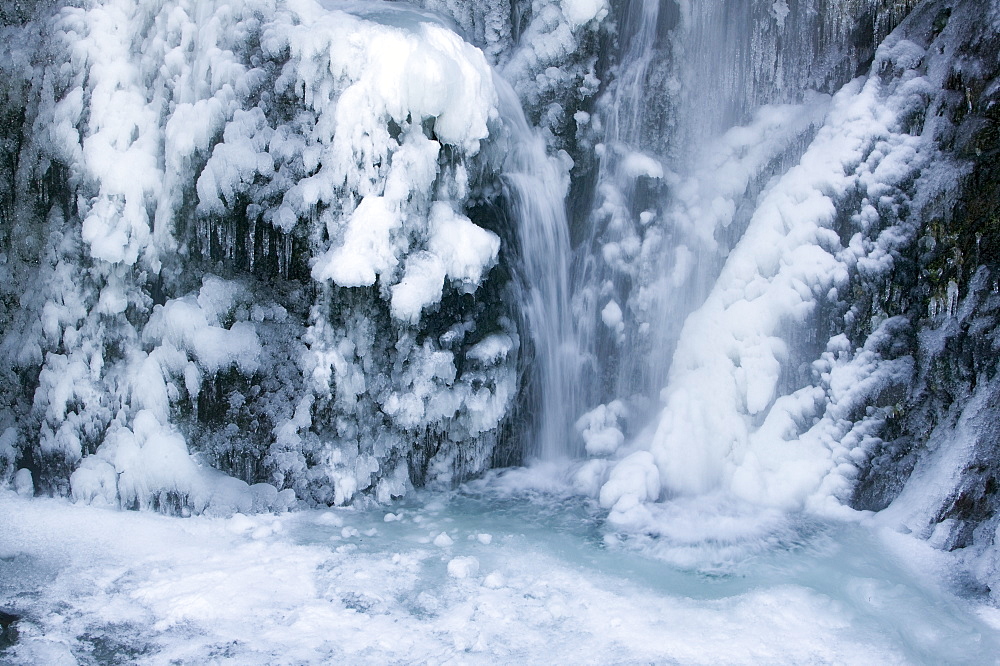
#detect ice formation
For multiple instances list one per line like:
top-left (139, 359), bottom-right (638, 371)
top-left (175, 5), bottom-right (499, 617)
top-left (568, 0), bottom-right (1000, 597)
top-left (0, 0), bottom-right (604, 511)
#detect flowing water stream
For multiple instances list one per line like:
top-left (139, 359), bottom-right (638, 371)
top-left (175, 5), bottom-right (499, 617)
top-left (498, 78), bottom-right (585, 462)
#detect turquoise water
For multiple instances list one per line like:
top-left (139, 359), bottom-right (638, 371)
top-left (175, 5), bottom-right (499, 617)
top-left (2, 476), bottom-right (999, 664)
top-left (286, 473), bottom-right (1000, 664)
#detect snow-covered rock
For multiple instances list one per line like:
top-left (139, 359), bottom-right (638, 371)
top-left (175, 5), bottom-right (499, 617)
top-left (0, 0), bottom-right (572, 510)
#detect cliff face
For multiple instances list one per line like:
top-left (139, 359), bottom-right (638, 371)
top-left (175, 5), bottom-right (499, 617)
top-left (849, 0), bottom-right (1000, 584)
top-left (0, 0), bottom-right (613, 511)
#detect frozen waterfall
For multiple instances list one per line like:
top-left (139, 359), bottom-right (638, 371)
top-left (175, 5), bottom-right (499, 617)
top-left (4, 0), bottom-right (1000, 661)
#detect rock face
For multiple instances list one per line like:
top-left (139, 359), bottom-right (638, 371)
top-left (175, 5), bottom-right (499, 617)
top-left (0, 610), bottom-right (19, 650)
top-left (849, 0), bottom-right (1000, 579)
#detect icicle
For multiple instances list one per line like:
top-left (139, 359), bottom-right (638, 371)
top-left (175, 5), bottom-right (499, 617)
top-left (285, 232), bottom-right (293, 278)
top-left (247, 217), bottom-right (256, 273)
top-left (199, 217), bottom-right (211, 259)
top-left (278, 231), bottom-right (292, 279)
top-left (225, 219), bottom-right (235, 261)
top-left (946, 280), bottom-right (959, 319)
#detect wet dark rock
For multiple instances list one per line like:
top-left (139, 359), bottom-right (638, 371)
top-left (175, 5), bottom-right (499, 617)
top-left (846, 0), bottom-right (1000, 574)
top-left (0, 610), bottom-right (19, 649)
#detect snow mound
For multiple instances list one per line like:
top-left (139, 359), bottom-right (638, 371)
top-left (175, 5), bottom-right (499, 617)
top-left (447, 555), bottom-right (480, 579)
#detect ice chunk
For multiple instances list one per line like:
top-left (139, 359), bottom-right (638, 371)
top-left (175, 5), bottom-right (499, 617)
top-left (390, 252), bottom-right (447, 323)
top-left (447, 555), bottom-right (480, 579)
top-left (14, 469), bottom-right (33, 497)
top-left (70, 457), bottom-right (118, 506)
top-left (576, 401), bottom-right (627, 456)
top-left (599, 451), bottom-right (660, 521)
top-left (312, 196), bottom-right (401, 287)
top-left (771, 0), bottom-right (790, 28)
top-left (112, 412), bottom-right (202, 510)
top-left (276, 489), bottom-right (298, 512)
top-left (427, 202), bottom-right (501, 288)
top-left (561, 0), bottom-right (609, 27)
top-left (467, 334), bottom-right (515, 364)
top-left (144, 282), bottom-right (262, 375)
top-left (601, 300), bottom-right (623, 330)
top-left (621, 151), bottom-right (664, 179)
top-left (316, 512), bottom-right (344, 527)
top-left (249, 483), bottom-right (279, 513)
top-left (390, 203), bottom-right (501, 322)
top-left (482, 571), bottom-right (505, 588)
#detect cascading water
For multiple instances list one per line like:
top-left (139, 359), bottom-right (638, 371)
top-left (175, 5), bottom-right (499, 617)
top-left (572, 0), bottom-right (897, 467)
top-left (496, 78), bottom-right (584, 461)
top-left (573, 0), bottom-right (672, 415)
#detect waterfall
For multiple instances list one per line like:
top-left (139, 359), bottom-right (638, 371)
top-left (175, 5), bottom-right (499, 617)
top-left (496, 78), bottom-right (584, 461)
top-left (0, 0), bottom-right (985, 531)
top-left (573, 0), bottom-right (878, 432)
top-left (4, 1), bottom-right (1000, 660)
top-left (569, 0), bottom-right (674, 455)
top-left (574, 0), bottom-right (920, 516)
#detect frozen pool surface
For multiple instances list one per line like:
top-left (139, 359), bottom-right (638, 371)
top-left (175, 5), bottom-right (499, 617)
top-left (1, 470), bottom-right (999, 664)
